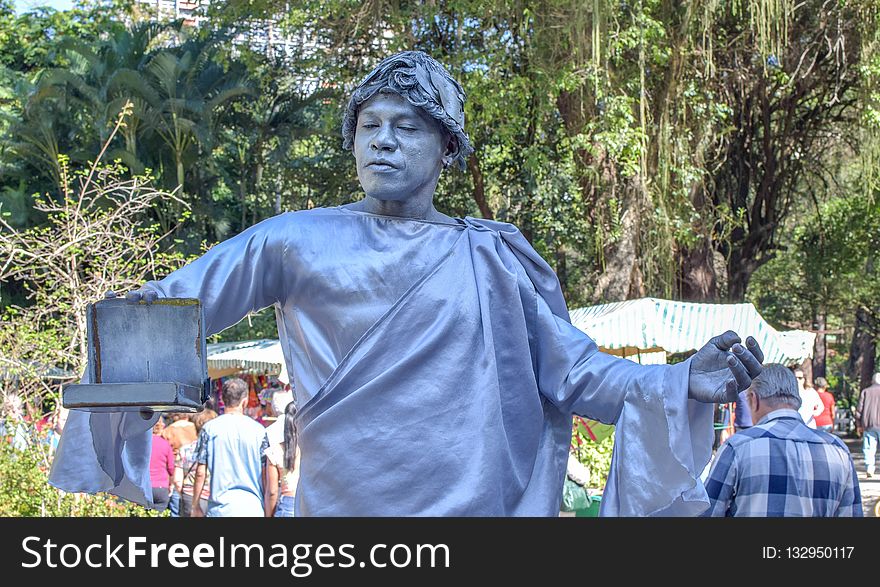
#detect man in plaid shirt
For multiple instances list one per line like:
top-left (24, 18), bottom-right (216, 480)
top-left (702, 364), bottom-right (862, 517)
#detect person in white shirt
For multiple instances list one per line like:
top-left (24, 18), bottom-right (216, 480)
top-left (266, 387), bottom-right (294, 446)
top-left (795, 368), bottom-right (823, 429)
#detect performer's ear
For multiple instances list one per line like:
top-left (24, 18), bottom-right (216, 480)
top-left (443, 134), bottom-right (460, 169)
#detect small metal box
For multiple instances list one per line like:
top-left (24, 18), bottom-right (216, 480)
top-left (63, 297), bottom-right (209, 415)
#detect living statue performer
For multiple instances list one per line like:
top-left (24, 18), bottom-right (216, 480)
top-left (50, 51), bottom-right (764, 516)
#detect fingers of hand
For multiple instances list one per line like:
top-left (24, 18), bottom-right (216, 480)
top-left (713, 330), bottom-right (741, 352)
top-left (125, 290), bottom-right (157, 304)
top-left (104, 290), bottom-right (117, 299)
top-left (724, 378), bottom-right (738, 401)
top-left (726, 352), bottom-right (753, 392)
top-left (732, 342), bottom-right (763, 378)
top-left (745, 336), bottom-right (765, 364)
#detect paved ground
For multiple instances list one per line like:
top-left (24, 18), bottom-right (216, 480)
top-left (840, 434), bottom-right (880, 517)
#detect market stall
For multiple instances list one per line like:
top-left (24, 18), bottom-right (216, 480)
top-left (569, 297), bottom-right (815, 366)
top-left (206, 339), bottom-right (288, 381)
top-left (562, 298), bottom-right (816, 512)
top-left (205, 339), bottom-right (288, 416)
top-left (567, 297), bottom-right (816, 461)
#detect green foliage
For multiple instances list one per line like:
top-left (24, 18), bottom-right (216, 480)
top-left (570, 417), bottom-right (615, 489)
top-left (0, 419), bottom-right (163, 517)
top-left (750, 192), bottom-right (880, 323)
top-left (0, 103), bottom-right (192, 407)
top-left (2, 0), bottom-right (872, 309)
top-left (0, 0), bottom-right (116, 73)
top-left (208, 307), bottom-right (279, 343)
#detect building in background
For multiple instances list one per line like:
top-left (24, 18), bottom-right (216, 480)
top-left (133, 0), bottom-right (312, 66)
top-left (134, 0), bottom-right (203, 27)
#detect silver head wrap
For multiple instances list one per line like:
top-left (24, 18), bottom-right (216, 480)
top-left (341, 50), bottom-right (474, 170)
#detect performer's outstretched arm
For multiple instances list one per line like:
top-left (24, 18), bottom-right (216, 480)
top-left (530, 293), bottom-right (763, 516)
top-left (122, 213), bottom-right (291, 336)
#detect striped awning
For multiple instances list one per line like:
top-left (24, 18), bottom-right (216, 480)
top-left (206, 339), bottom-right (288, 383)
top-left (569, 298), bottom-right (814, 366)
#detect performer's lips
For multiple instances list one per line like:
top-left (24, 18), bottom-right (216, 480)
top-left (367, 159), bottom-right (399, 170)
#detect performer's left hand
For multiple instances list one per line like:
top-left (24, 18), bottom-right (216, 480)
top-left (688, 331), bottom-right (764, 403)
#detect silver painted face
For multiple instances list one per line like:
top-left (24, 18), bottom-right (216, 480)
top-left (353, 92), bottom-right (450, 204)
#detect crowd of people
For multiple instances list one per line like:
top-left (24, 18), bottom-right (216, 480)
top-left (0, 392), bottom-right (67, 458)
top-left (143, 377), bottom-right (300, 517)
top-left (0, 376), bottom-right (300, 518)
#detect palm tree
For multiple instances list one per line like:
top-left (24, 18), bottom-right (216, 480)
top-left (138, 34), bottom-right (252, 197)
top-left (3, 20), bottom-right (179, 187)
top-left (219, 57), bottom-right (332, 228)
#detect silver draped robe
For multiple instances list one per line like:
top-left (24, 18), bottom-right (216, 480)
top-left (50, 207), bottom-right (714, 516)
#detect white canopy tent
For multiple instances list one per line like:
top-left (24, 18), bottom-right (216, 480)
top-left (206, 339), bottom-right (289, 383)
top-left (569, 297), bottom-right (815, 366)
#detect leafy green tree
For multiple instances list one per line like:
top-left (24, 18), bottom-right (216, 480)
top-left (234, 1), bottom-right (869, 306)
top-left (749, 192), bottom-right (880, 392)
top-left (0, 104), bottom-right (190, 408)
top-left (3, 16), bottom-right (255, 245)
top-left (701, 1), bottom-right (872, 301)
top-left (0, 0), bottom-right (117, 74)
top-left (0, 0), bottom-right (124, 200)
top-left (215, 52), bottom-right (334, 231)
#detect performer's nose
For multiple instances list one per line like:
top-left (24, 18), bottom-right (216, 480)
top-left (370, 124), bottom-right (397, 151)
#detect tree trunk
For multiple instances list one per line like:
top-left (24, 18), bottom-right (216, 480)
top-left (799, 358), bottom-right (813, 389)
top-left (812, 309), bottom-right (827, 379)
top-left (726, 245), bottom-right (760, 302)
top-left (848, 306), bottom-right (877, 391)
top-left (679, 240), bottom-right (719, 301)
top-left (176, 157), bottom-right (185, 192)
top-left (240, 163), bottom-right (249, 231)
top-left (466, 153), bottom-right (493, 220)
top-left (591, 178), bottom-right (646, 303)
top-left (274, 176), bottom-right (282, 215)
top-left (556, 84), bottom-right (650, 304)
top-left (255, 162), bottom-right (264, 191)
top-left (554, 243), bottom-right (568, 300)
top-left (556, 89), bottom-right (601, 223)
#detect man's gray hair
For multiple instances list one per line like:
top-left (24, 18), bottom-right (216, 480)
top-left (341, 50), bottom-right (474, 170)
top-left (221, 377), bottom-right (249, 408)
top-left (750, 364), bottom-right (802, 409)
